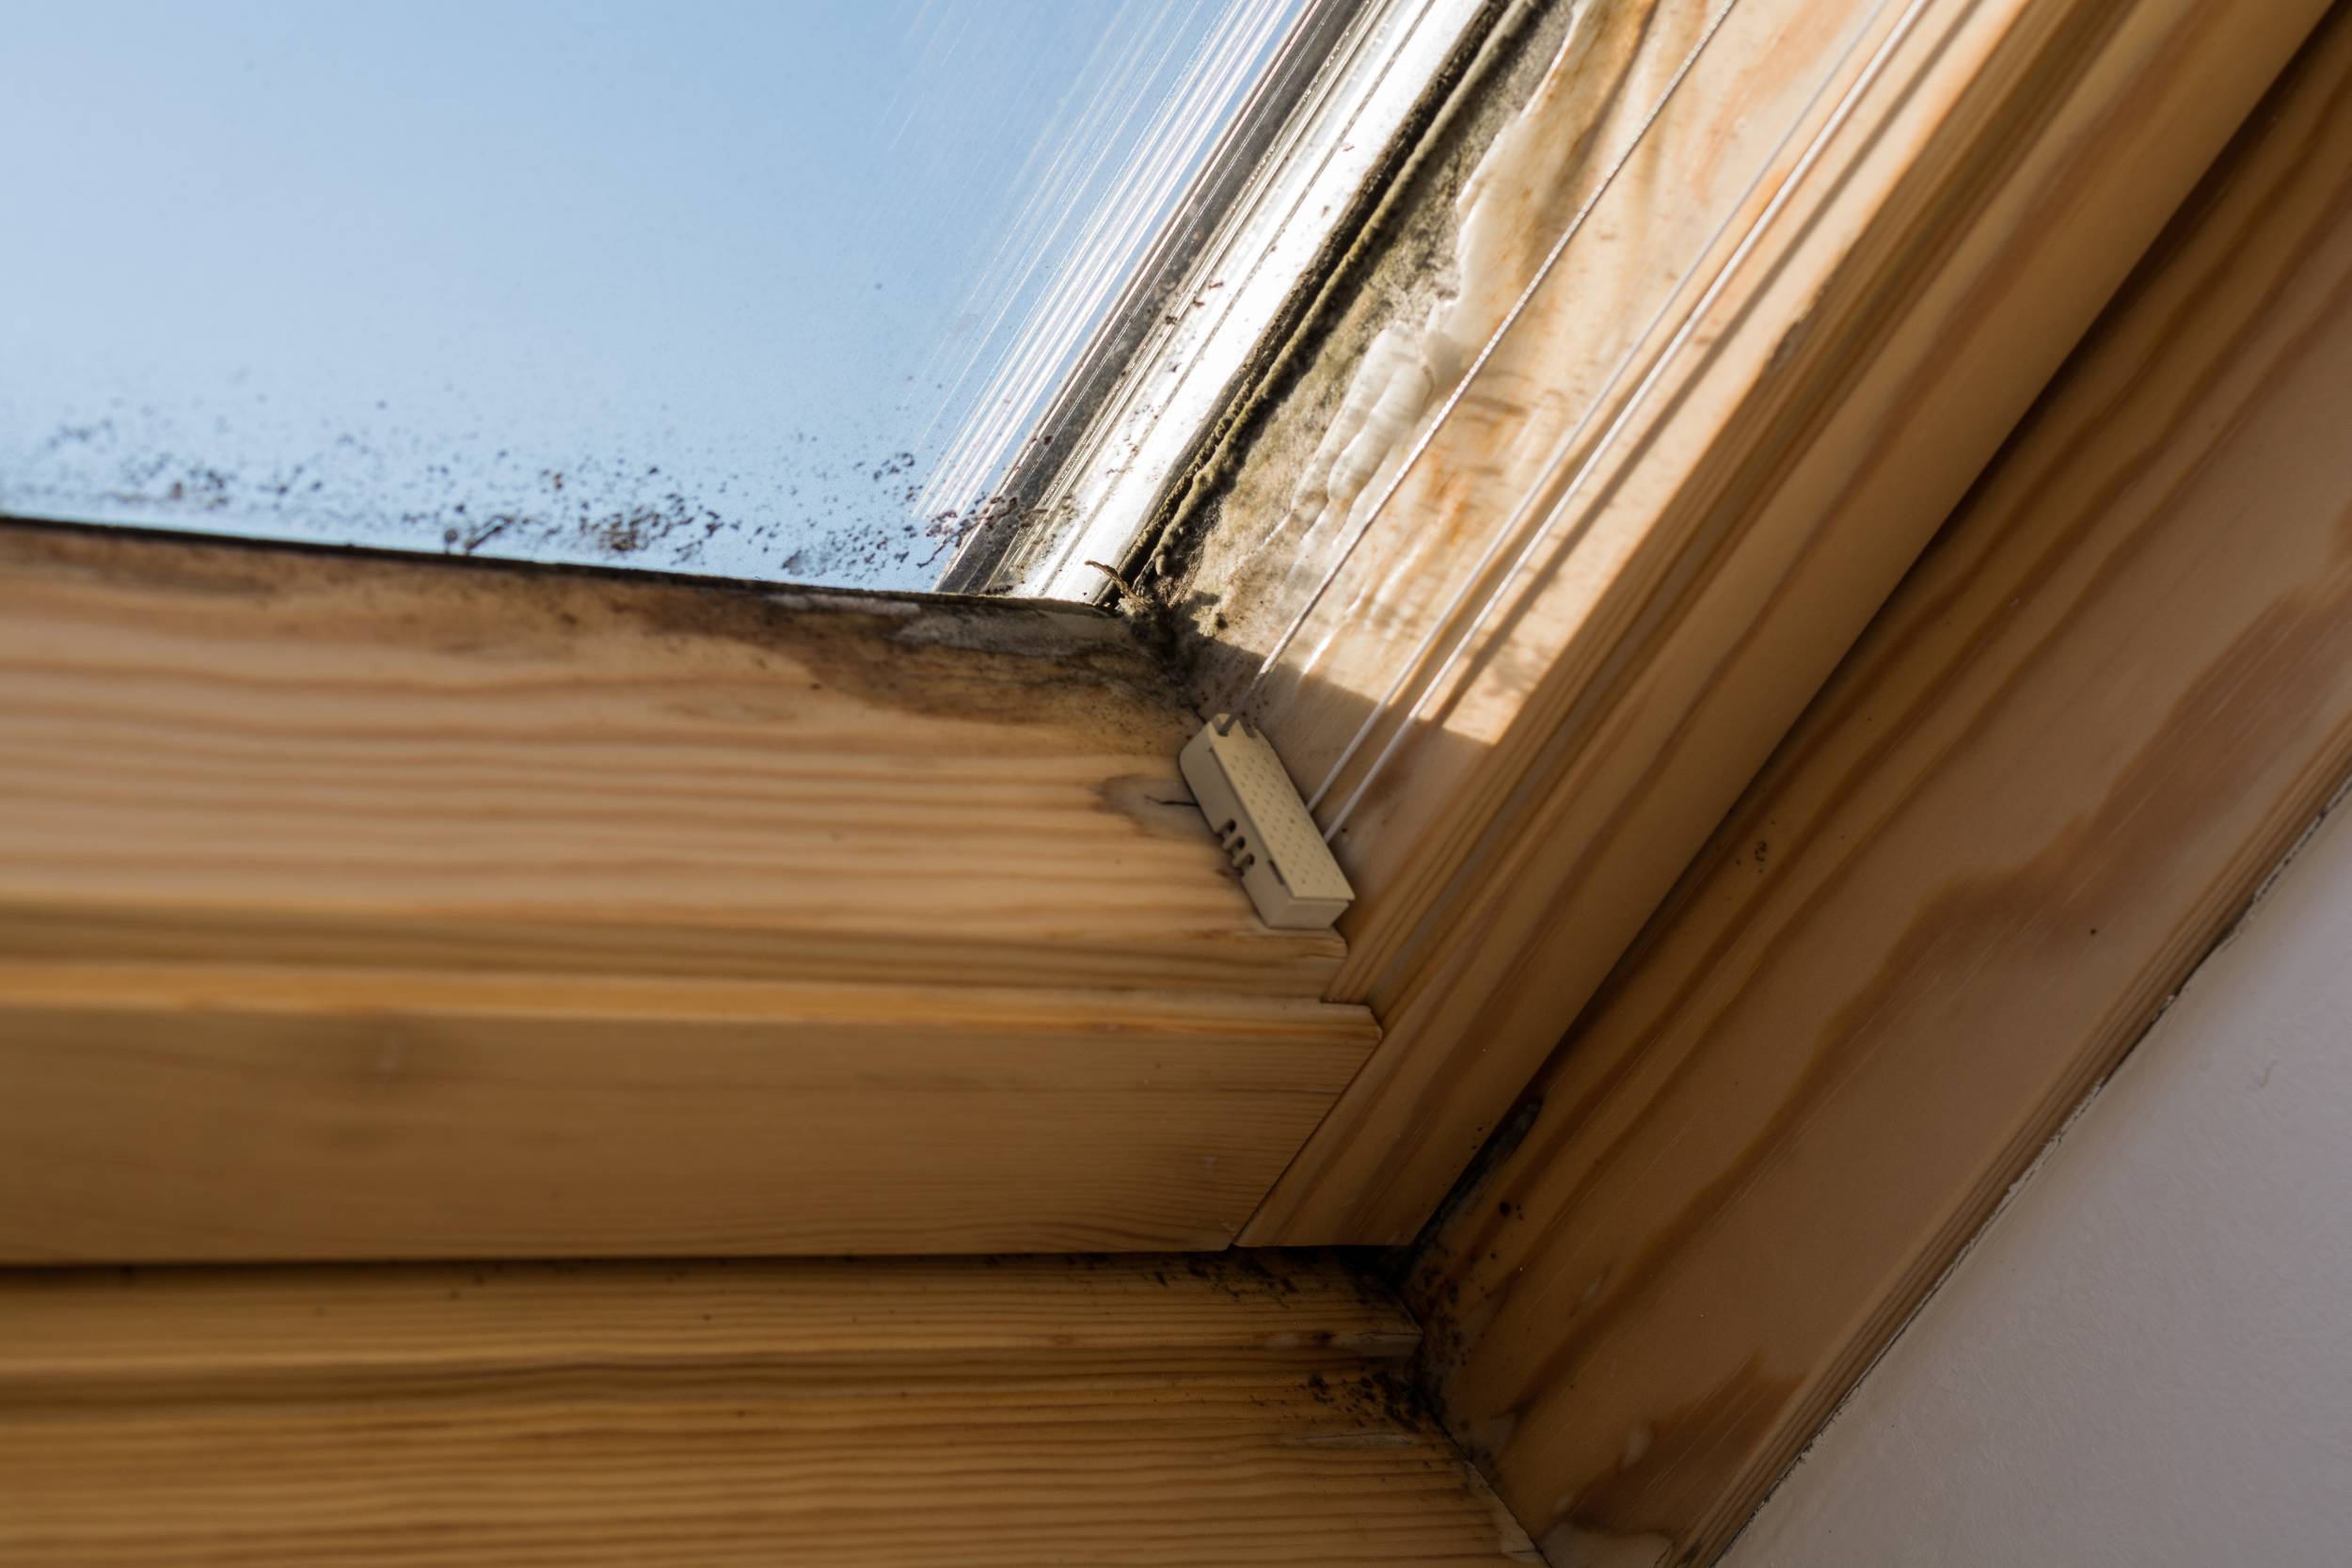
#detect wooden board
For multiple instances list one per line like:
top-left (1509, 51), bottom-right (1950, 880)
top-left (0, 1254), bottom-right (1538, 1567)
top-left (1411, 11), bottom-right (2352, 1560)
top-left (1211, 0), bottom-right (2329, 1244)
top-left (0, 963), bottom-right (1374, 1260)
top-left (0, 524), bottom-right (1337, 997)
top-left (0, 525), bottom-right (1375, 1259)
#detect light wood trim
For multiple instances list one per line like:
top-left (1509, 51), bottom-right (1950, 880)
top-left (1412, 12), bottom-right (2352, 1560)
top-left (0, 523), bottom-right (1382, 1259)
top-left (1221, 0), bottom-right (2327, 1244)
top-left (0, 1255), bottom-right (1538, 1566)
top-left (0, 523), bottom-right (1337, 997)
top-left (0, 1253), bottom-right (1422, 1400)
top-left (0, 963), bottom-right (1375, 1260)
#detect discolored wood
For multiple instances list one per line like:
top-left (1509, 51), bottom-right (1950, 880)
top-left (0, 524), bottom-right (1378, 1260)
top-left (1226, 0), bottom-right (2329, 1244)
top-left (0, 1255), bottom-right (1538, 1567)
top-left (1414, 13), bottom-right (2352, 1561)
top-left (0, 523), bottom-right (1338, 997)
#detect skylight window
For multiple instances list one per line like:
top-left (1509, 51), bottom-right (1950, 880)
top-left (1, 0), bottom-right (1437, 594)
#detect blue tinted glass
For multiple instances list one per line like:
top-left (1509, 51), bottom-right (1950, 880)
top-left (0, 0), bottom-right (1301, 590)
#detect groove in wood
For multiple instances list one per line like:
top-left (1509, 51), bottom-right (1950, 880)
top-left (0, 1255), bottom-right (1539, 1567)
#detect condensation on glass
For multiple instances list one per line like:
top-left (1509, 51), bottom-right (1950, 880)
top-left (0, 0), bottom-right (1306, 592)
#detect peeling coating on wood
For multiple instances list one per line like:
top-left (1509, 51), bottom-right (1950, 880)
top-left (1140, 0), bottom-right (1587, 635)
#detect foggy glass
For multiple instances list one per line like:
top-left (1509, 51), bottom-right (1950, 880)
top-left (0, 0), bottom-right (1301, 591)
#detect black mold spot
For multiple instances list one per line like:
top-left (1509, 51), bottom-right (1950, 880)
top-left (9, 405), bottom-right (1062, 592)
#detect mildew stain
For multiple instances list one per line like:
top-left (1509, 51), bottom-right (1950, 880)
top-left (1140, 0), bottom-right (1714, 726)
top-left (6, 409), bottom-right (1045, 590)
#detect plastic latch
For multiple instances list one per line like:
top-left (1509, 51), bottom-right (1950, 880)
top-left (1180, 716), bottom-right (1355, 931)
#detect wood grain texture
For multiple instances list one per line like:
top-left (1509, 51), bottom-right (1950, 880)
top-left (0, 1253), bottom-right (1422, 1399)
top-left (1226, 0), bottom-right (2328, 1244)
top-left (0, 963), bottom-right (1374, 1260)
top-left (0, 526), bottom-right (1375, 1259)
top-left (1413, 12), bottom-right (2352, 1561)
top-left (0, 524), bottom-right (1338, 997)
top-left (0, 1255), bottom-right (1538, 1567)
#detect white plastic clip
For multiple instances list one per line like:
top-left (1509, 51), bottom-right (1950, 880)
top-left (1180, 716), bottom-right (1355, 931)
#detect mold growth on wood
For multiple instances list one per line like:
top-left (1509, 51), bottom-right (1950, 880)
top-left (0, 515), bottom-right (1193, 748)
top-left (1117, 0), bottom-right (1609, 688)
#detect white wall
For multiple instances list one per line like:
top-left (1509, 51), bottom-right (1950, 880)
top-left (1721, 799), bottom-right (2352, 1568)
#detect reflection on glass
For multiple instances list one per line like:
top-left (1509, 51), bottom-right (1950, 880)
top-left (0, 0), bottom-right (1302, 590)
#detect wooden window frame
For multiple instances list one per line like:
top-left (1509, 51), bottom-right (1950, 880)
top-left (940, 0), bottom-right (1495, 598)
top-left (0, 0), bottom-right (2312, 1265)
top-left (1188, 0), bottom-right (2328, 1247)
top-left (0, 525), bottom-right (1369, 1259)
top-left (1413, 13), bottom-right (2352, 1552)
top-left (0, 1253), bottom-right (1541, 1565)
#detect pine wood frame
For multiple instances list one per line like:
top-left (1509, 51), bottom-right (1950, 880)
top-left (1413, 9), bottom-right (2352, 1555)
top-left (0, 525), bottom-right (1369, 1259)
top-left (0, 1253), bottom-right (1540, 1565)
top-left (1181, 0), bottom-right (2331, 1247)
top-left (0, 0), bottom-right (2321, 1269)
top-left (2, 5), bottom-right (2344, 1564)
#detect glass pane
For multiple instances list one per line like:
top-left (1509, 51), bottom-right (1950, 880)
top-left (1, 0), bottom-right (1304, 591)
